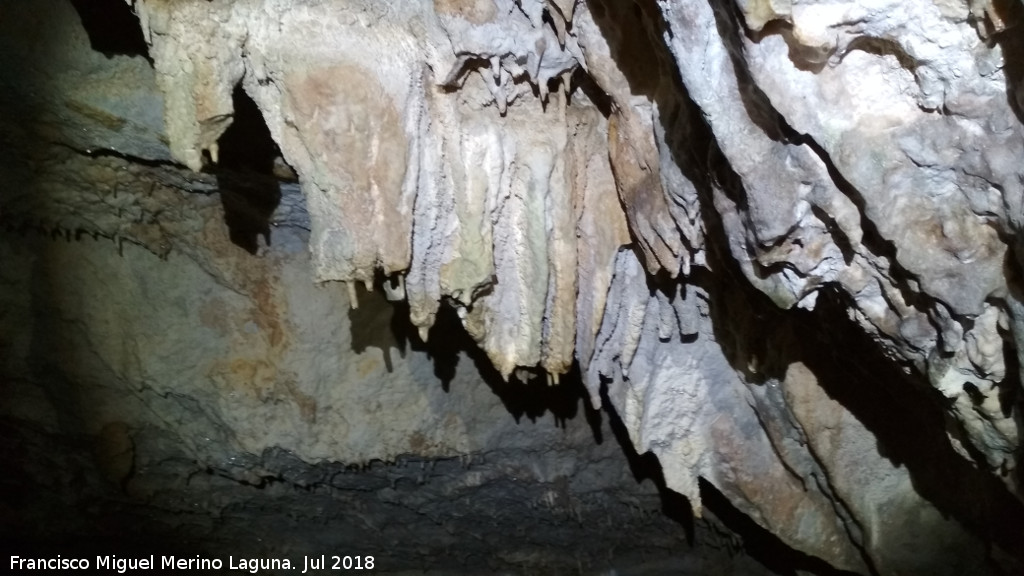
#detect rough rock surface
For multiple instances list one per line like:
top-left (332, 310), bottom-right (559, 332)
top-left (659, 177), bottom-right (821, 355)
top-left (3, 0), bottom-right (1024, 574)
top-left (1, 4), bottom-right (779, 574)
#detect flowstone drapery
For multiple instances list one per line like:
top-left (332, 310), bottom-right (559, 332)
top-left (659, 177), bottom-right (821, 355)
top-left (6, 0), bottom-right (1021, 572)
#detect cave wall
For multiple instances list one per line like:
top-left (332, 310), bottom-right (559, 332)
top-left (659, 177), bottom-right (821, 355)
top-left (1, 155), bottom-right (735, 573)
top-left (3, 0), bottom-right (1024, 574)
top-left (0, 2), bottom-right (770, 574)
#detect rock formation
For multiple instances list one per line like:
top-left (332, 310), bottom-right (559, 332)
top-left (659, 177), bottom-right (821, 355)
top-left (2, 0), bottom-right (1024, 574)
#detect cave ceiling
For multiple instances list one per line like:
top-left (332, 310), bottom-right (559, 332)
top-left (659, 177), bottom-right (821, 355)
top-left (2, 1), bottom-right (1024, 574)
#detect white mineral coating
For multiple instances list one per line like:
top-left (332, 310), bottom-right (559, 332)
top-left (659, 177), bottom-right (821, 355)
top-left (588, 250), bottom-right (870, 573)
top-left (109, 0), bottom-right (1024, 572)
top-left (132, 0), bottom-right (246, 171)
top-left (134, 0), bottom-right (596, 379)
top-left (657, 0), bottom-right (1022, 492)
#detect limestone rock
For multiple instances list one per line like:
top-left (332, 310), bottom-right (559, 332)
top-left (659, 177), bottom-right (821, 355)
top-left (3, 0), bottom-right (1024, 573)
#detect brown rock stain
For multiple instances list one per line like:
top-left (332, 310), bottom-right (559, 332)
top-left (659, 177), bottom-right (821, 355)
top-left (65, 99), bottom-right (128, 131)
top-left (283, 377), bottom-right (318, 424)
top-left (408, 430), bottom-right (431, 453)
top-left (357, 355), bottom-right (381, 379)
top-left (607, 112), bottom-right (681, 274)
top-left (250, 272), bottom-right (285, 350)
top-left (433, 0), bottom-right (497, 24)
top-left (707, 402), bottom-right (829, 553)
top-left (221, 357), bottom-right (278, 400)
top-left (286, 62), bottom-right (410, 276)
top-left (407, 415), bottom-right (462, 455)
top-left (197, 213), bottom-right (317, 424)
top-left (199, 296), bottom-right (229, 333)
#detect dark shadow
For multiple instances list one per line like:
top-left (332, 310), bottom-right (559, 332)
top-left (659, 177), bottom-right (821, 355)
top-left (997, 328), bottom-right (1021, 421)
top-left (987, 1), bottom-right (1024, 123)
top-left (415, 302), bottom-right (600, 431)
top-left (69, 0), bottom-right (151, 63)
top-left (213, 84), bottom-right (283, 255)
top-left (995, 243), bottom-right (1024, 495)
top-left (585, 0), bottom-right (1024, 571)
top-left (570, 67), bottom-right (614, 118)
top-left (349, 283), bottom-right (605, 439)
top-left (796, 288), bottom-right (1024, 558)
top-left (347, 282), bottom-right (407, 374)
top-left (750, 20), bottom-right (829, 74)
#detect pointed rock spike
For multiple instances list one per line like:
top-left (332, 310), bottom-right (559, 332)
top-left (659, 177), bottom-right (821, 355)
top-left (550, 7), bottom-right (567, 46)
top-left (533, 37), bottom-right (546, 79)
top-left (490, 55), bottom-right (501, 81)
top-left (347, 281), bottom-right (359, 309)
